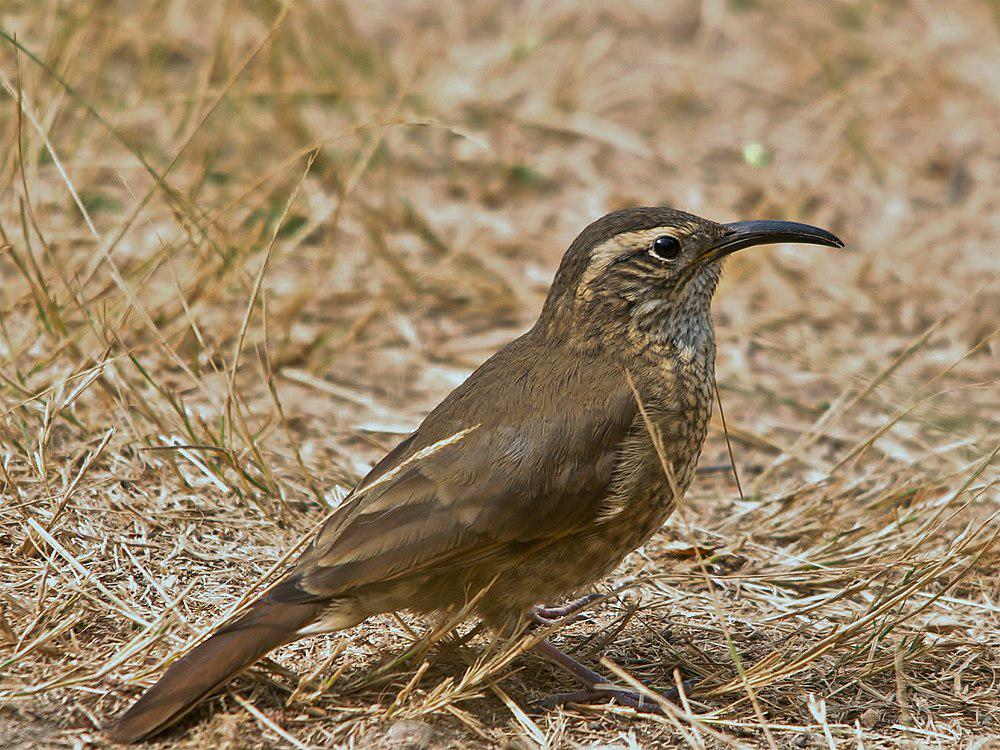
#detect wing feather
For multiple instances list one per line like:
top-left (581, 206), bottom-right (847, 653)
top-left (279, 337), bottom-right (638, 602)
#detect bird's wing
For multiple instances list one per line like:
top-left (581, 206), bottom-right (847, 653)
top-left (274, 398), bottom-right (636, 603)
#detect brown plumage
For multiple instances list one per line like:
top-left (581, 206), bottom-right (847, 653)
top-left (110, 207), bottom-right (842, 742)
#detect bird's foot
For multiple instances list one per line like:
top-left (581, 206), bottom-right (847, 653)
top-left (534, 682), bottom-right (683, 714)
top-left (530, 593), bottom-right (603, 626)
top-left (529, 637), bottom-right (692, 714)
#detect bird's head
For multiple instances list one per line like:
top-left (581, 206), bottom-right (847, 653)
top-left (539, 207), bottom-right (843, 346)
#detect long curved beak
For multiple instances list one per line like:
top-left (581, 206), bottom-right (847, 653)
top-left (702, 220), bottom-right (844, 265)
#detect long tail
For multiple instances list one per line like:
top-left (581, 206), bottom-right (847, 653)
top-left (110, 600), bottom-right (322, 743)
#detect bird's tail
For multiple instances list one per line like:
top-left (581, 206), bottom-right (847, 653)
top-left (110, 600), bottom-right (322, 743)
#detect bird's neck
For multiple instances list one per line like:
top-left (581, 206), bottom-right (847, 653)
top-left (630, 262), bottom-right (721, 355)
top-left (535, 263), bottom-right (722, 361)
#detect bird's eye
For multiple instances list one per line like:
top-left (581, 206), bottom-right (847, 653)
top-left (649, 235), bottom-right (681, 261)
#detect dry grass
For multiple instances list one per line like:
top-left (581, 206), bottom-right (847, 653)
top-left (0, 1), bottom-right (997, 748)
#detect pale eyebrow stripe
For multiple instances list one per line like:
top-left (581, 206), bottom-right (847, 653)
top-left (580, 227), bottom-right (680, 287)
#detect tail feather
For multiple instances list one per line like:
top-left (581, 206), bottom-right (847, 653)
top-left (110, 601), bottom-right (321, 743)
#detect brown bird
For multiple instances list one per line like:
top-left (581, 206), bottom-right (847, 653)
top-left (111, 207), bottom-right (842, 742)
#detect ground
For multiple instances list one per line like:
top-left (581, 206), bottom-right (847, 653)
top-left (0, 1), bottom-right (997, 748)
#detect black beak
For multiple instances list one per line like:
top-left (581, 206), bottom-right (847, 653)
top-left (702, 220), bottom-right (844, 264)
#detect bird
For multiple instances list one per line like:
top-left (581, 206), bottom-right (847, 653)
top-left (110, 206), bottom-right (842, 742)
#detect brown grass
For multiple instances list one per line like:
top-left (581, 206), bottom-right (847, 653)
top-left (0, 1), bottom-right (997, 748)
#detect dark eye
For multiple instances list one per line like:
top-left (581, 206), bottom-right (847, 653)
top-left (649, 235), bottom-right (681, 261)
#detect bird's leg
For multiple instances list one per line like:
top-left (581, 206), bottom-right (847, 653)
top-left (531, 638), bottom-right (683, 714)
top-left (450, 620), bottom-right (487, 647)
top-left (530, 593), bottom-right (603, 626)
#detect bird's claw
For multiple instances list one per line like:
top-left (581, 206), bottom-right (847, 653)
top-left (534, 681), bottom-right (685, 713)
top-left (534, 677), bottom-right (696, 713)
top-left (530, 593), bottom-right (603, 627)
